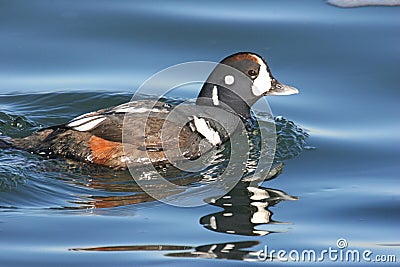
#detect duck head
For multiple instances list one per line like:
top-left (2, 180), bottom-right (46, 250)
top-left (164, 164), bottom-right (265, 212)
top-left (197, 52), bottom-right (298, 119)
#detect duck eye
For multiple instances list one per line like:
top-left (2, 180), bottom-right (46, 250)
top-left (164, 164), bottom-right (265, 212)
top-left (248, 69), bottom-right (257, 77)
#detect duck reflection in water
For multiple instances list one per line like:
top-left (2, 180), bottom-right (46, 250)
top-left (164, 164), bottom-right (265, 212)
top-left (71, 164), bottom-right (296, 261)
top-left (201, 164), bottom-right (297, 236)
top-left (73, 241), bottom-right (262, 261)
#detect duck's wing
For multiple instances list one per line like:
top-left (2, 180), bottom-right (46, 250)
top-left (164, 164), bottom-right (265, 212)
top-left (58, 101), bottom-right (204, 159)
top-left (62, 101), bottom-right (173, 144)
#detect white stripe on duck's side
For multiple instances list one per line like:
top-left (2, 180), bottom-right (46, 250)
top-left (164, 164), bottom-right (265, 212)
top-left (212, 86), bottom-right (220, 106)
top-left (67, 115), bottom-right (107, 132)
top-left (67, 102), bottom-right (170, 132)
top-left (113, 107), bottom-right (169, 114)
top-left (110, 102), bottom-right (170, 114)
top-left (67, 115), bottom-right (104, 127)
top-left (192, 116), bottom-right (221, 146)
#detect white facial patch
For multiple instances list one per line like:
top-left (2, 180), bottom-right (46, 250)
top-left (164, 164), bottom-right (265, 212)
top-left (251, 56), bottom-right (272, 96)
top-left (212, 86), bottom-right (219, 106)
top-left (224, 75), bottom-right (235, 85)
top-left (192, 116), bottom-right (221, 146)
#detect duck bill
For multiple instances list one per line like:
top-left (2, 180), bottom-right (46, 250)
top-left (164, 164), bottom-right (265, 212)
top-left (264, 79), bottom-right (299, 96)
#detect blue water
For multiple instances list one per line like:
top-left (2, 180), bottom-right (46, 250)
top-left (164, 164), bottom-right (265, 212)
top-left (1, 1), bottom-right (400, 266)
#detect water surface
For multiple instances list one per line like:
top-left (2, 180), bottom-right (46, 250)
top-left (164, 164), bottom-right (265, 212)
top-left (0, 1), bottom-right (399, 266)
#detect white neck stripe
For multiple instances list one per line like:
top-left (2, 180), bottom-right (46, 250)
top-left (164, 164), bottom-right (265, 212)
top-left (212, 86), bottom-right (220, 105)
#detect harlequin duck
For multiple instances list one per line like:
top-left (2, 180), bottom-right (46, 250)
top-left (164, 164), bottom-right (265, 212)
top-left (2, 52), bottom-right (298, 169)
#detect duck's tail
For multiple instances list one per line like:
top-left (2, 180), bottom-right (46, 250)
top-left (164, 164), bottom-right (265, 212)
top-left (0, 138), bottom-right (14, 149)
